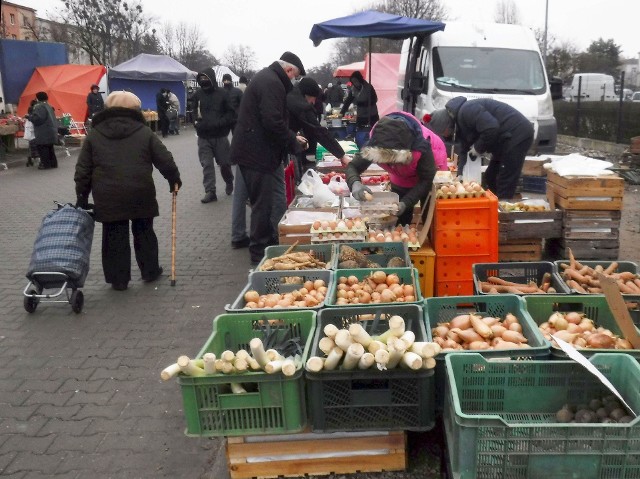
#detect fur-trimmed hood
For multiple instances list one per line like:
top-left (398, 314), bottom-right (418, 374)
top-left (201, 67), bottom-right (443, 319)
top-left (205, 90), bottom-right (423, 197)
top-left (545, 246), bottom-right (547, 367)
top-left (360, 116), bottom-right (415, 164)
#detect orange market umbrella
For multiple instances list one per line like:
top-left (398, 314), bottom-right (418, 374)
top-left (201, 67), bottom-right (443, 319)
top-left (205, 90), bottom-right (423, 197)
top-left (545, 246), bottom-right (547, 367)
top-left (17, 64), bottom-right (107, 122)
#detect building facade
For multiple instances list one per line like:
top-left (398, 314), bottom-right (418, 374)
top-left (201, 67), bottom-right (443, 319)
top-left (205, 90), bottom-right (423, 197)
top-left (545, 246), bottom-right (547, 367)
top-left (0, 1), bottom-right (37, 41)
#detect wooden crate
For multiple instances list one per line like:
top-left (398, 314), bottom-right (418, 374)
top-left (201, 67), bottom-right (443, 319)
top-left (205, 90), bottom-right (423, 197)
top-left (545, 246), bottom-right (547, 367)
top-left (498, 209), bottom-right (562, 241)
top-left (278, 234), bottom-right (311, 245)
top-left (559, 238), bottom-right (620, 261)
top-left (226, 430), bottom-right (406, 479)
top-left (499, 238), bottom-right (543, 262)
top-left (546, 171), bottom-right (624, 210)
top-left (563, 210), bottom-right (621, 240)
top-left (522, 156), bottom-right (550, 176)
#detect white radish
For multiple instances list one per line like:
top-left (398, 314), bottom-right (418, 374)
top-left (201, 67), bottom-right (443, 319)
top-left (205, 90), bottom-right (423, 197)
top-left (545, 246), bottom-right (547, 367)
top-left (234, 357), bottom-right (248, 372)
top-left (422, 357), bottom-right (436, 369)
top-left (230, 383), bottom-right (246, 394)
top-left (375, 315), bottom-right (405, 343)
top-left (221, 350), bottom-right (235, 362)
top-left (319, 336), bottom-right (336, 355)
top-left (349, 323), bottom-right (372, 347)
top-left (160, 363), bottom-right (181, 381)
top-left (374, 348), bottom-right (390, 370)
top-left (247, 357), bottom-right (261, 371)
top-left (264, 360), bottom-right (283, 374)
top-left (203, 353), bottom-right (217, 374)
top-left (177, 355), bottom-right (205, 377)
top-left (324, 324), bottom-right (339, 339)
top-left (324, 347), bottom-right (344, 370)
top-left (334, 329), bottom-right (353, 352)
top-left (367, 340), bottom-right (387, 354)
top-left (358, 352), bottom-right (375, 369)
top-left (281, 358), bottom-right (297, 376)
top-left (342, 343), bottom-right (365, 370)
top-left (399, 330), bottom-right (415, 349)
top-left (250, 338), bottom-right (269, 367)
top-left (401, 351), bottom-right (423, 370)
top-left (306, 356), bottom-right (325, 372)
top-left (386, 337), bottom-right (406, 369)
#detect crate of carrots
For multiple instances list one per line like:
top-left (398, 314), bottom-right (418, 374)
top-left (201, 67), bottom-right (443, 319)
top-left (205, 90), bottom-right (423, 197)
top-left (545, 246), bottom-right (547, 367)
top-left (473, 261), bottom-right (570, 295)
top-left (554, 250), bottom-right (639, 295)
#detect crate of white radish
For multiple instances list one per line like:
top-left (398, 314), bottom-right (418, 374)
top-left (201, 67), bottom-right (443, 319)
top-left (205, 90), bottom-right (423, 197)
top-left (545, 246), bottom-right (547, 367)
top-left (175, 310), bottom-right (316, 436)
top-left (226, 270), bottom-right (333, 312)
top-left (326, 268), bottom-right (422, 307)
top-left (305, 304), bottom-right (436, 432)
top-left (423, 294), bottom-right (551, 412)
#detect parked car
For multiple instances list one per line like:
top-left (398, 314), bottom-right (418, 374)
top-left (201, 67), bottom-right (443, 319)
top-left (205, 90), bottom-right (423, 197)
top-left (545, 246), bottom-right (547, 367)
top-left (632, 92), bottom-right (640, 103)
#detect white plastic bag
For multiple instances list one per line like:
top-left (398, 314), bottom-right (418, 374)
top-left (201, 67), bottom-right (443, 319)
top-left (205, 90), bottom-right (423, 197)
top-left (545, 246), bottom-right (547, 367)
top-left (463, 152), bottom-right (482, 183)
top-left (328, 175), bottom-right (350, 196)
top-left (298, 169), bottom-right (337, 207)
top-left (24, 120), bottom-right (35, 141)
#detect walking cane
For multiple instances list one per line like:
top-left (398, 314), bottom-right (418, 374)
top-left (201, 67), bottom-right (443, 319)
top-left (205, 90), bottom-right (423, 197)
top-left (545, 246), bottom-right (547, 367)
top-left (171, 184), bottom-right (179, 287)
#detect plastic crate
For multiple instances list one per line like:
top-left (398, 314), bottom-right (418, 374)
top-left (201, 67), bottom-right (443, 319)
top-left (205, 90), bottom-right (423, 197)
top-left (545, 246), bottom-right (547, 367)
top-left (554, 260), bottom-right (639, 295)
top-left (424, 294), bottom-right (551, 412)
top-left (521, 174), bottom-right (547, 193)
top-left (178, 310), bottom-right (316, 436)
top-left (306, 304), bottom-right (434, 432)
top-left (255, 244), bottom-right (337, 271)
top-left (436, 254), bottom-right (497, 297)
top-left (226, 270), bottom-right (333, 312)
top-left (434, 191), bottom-right (499, 232)
top-left (473, 261), bottom-right (570, 295)
top-left (444, 353), bottom-right (640, 479)
top-left (524, 294), bottom-right (640, 359)
top-left (336, 241), bottom-right (411, 268)
top-left (409, 244), bottom-right (436, 298)
top-left (434, 228), bottom-right (498, 257)
top-left (326, 268), bottom-right (422, 307)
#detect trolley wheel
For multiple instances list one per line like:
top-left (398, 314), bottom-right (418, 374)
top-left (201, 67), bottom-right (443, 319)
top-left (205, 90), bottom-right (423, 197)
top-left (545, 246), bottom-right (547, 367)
top-left (70, 290), bottom-right (84, 314)
top-left (24, 288), bottom-right (39, 313)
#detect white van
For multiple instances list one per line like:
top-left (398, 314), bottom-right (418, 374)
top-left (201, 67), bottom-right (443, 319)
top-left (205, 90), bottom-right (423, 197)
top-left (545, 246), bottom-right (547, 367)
top-left (568, 73), bottom-right (617, 102)
top-left (398, 22), bottom-right (558, 153)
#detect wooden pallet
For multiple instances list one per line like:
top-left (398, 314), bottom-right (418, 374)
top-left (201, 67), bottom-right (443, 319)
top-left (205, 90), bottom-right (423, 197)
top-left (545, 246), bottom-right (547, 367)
top-left (226, 430), bottom-right (407, 479)
top-left (563, 210), bottom-right (622, 240)
top-left (499, 238), bottom-right (543, 262)
top-left (498, 209), bottom-right (562, 241)
top-left (559, 238), bottom-right (620, 261)
top-left (546, 171), bottom-right (624, 211)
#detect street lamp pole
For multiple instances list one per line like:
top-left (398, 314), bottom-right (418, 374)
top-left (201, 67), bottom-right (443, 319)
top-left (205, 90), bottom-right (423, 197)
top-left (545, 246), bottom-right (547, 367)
top-left (543, 0), bottom-right (549, 63)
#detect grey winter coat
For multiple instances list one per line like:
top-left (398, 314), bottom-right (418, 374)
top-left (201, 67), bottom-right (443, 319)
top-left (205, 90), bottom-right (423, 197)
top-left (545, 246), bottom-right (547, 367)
top-left (74, 107), bottom-right (181, 223)
top-left (28, 101), bottom-right (58, 145)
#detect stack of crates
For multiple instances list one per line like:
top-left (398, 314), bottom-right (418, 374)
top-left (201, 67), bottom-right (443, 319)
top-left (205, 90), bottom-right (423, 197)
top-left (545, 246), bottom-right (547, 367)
top-left (431, 191), bottom-right (499, 296)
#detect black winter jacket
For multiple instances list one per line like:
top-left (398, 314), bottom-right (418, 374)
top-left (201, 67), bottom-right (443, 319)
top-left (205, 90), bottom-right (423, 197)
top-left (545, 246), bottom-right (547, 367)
top-left (28, 101), bottom-right (58, 145)
top-left (193, 67), bottom-right (236, 139)
top-left (74, 108), bottom-right (181, 223)
top-left (223, 83), bottom-right (243, 113)
top-left (445, 96), bottom-right (533, 157)
top-left (287, 86), bottom-right (345, 159)
top-left (86, 92), bottom-right (104, 117)
top-left (229, 62), bottom-right (299, 173)
top-left (341, 80), bottom-right (379, 127)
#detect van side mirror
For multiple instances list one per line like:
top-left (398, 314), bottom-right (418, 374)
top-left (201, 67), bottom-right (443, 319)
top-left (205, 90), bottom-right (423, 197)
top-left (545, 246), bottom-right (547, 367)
top-left (408, 74), bottom-right (426, 95)
top-left (549, 77), bottom-right (563, 101)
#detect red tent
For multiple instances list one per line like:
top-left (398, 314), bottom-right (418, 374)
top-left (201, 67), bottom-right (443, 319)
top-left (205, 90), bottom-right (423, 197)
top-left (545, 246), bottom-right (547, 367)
top-left (333, 61), bottom-right (365, 78)
top-left (17, 64), bottom-right (107, 122)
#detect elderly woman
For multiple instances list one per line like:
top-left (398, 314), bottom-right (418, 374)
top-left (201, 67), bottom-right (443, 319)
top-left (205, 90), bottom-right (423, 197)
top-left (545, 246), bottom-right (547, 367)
top-left (74, 91), bottom-right (182, 291)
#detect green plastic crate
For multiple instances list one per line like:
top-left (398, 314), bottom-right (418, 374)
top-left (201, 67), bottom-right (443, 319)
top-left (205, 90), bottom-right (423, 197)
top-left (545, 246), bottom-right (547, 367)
top-left (423, 294), bottom-right (551, 413)
top-left (444, 353), bottom-right (640, 479)
top-left (336, 241), bottom-right (411, 268)
top-left (554, 260), bottom-right (639, 295)
top-left (306, 304), bottom-right (435, 432)
top-left (255, 244), bottom-right (337, 271)
top-left (524, 294), bottom-right (640, 359)
top-left (226, 270), bottom-right (333, 312)
top-left (473, 261), bottom-right (570, 295)
top-left (178, 310), bottom-right (316, 436)
top-left (326, 267), bottom-right (422, 307)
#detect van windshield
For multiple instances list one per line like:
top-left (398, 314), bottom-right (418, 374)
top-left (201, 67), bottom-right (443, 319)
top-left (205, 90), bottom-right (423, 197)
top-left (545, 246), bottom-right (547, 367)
top-left (433, 47), bottom-right (547, 95)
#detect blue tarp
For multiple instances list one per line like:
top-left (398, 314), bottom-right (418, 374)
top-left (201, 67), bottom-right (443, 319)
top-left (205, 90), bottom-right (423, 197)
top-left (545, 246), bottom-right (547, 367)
top-left (108, 54), bottom-right (196, 115)
top-left (108, 78), bottom-right (186, 115)
top-left (309, 10), bottom-right (445, 46)
top-left (0, 39), bottom-right (68, 104)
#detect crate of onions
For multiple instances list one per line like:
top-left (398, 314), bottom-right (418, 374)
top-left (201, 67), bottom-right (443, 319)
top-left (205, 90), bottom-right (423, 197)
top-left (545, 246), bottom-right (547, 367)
top-left (305, 304), bottom-right (436, 432)
top-left (326, 268), bottom-right (422, 307)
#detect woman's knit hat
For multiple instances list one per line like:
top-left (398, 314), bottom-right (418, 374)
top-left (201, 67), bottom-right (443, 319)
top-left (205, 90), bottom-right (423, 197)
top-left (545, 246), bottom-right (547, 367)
top-left (105, 91), bottom-right (142, 110)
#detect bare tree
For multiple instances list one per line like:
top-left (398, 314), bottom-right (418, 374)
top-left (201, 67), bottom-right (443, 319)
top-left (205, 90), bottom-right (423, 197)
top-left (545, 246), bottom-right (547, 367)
top-left (222, 44), bottom-right (257, 76)
top-left (494, 0), bottom-right (521, 24)
top-left (156, 21), bottom-right (217, 71)
top-left (376, 0), bottom-right (447, 21)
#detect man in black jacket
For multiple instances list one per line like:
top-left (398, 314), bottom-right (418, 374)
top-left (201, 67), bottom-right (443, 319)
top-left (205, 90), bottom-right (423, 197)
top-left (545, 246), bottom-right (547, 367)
top-left (86, 84), bottom-right (104, 119)
top-left (156, 88), bottom-right (170, 138)
top-left (222, 73), bottom-right (243, 113)
top-left (229, 51), bottom-right (308, 264)
top-left (193, 68), bottom-right (237, 203)
top-left (428, 96), bottom-right (534, 200)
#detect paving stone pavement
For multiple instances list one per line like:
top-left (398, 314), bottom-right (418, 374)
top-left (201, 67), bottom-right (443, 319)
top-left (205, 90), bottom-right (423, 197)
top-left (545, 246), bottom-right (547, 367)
top-left (0, 126), bottom-right (249, 478)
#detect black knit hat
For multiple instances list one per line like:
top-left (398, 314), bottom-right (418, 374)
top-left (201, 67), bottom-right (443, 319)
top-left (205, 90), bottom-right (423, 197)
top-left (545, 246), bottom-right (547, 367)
top-left (280, 51), bottom-right (306, 76)
top-left (427, 109), bottom-right (454, 138)
top-left (36, 91), bottom-right (48, 101)
top-left (222, 73), bottom-right (232, 82)
top-left (298, 77), bottom-right (320, 98)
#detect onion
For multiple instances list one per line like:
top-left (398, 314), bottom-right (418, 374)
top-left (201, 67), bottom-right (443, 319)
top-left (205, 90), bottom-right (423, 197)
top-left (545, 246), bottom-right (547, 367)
top-left (371, 271), bottom-right (387, 284)
top-left (380, 289), bottom-right (396, 303)
top-left (347, 275), bottom-right (359, 286)
top-left (586, 333), bottom-right (615, 349)
top-left (551, 315), bottom-right (569, 331)
top-left (339, 276), bottom-right (348, 284)
top-left (244, 290), bottom-right (260, 303)
top-left (565, 311), bottom-right (583, 324)
top-left (313, 279), bottom-right (325, 290)
top-left (385, 274), bottom-right (400, 286)
top-left (304, 280), bottom-right (314, 291)
top-left (449, 314), bottom-right (471, 330)
top-left (403, 285), bottom-right (415, 297)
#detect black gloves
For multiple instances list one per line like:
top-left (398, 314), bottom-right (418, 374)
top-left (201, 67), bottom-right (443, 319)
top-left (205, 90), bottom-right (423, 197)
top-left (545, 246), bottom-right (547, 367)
top-left (169, 178), bottom-right (182, 193)
top-left (75, 196), bottom-right (89, 209)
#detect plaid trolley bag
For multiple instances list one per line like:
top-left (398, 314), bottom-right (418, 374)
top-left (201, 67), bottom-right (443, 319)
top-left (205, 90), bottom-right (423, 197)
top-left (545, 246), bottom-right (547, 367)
top-left (24, 204), bottom-right (95, 313)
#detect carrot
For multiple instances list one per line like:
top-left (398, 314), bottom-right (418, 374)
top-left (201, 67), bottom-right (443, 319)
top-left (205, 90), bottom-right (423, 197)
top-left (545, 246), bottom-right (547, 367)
top-left (613, 272), bottom-right (637, 282)
top-left (625, 280), bottom-right (640, 293)
top-left (540, 272), bottom-right (552, 292)
top-left (587, 287), bottom-right (603, 293)
top-left (558, 262), bottom-right (570, 270)
top-left (617, 280), bottom-right (635, 294)
top-left (634, 279), bottom-right (640, 290)
top-left (568, 248), bottom-right (576, 270)
top-left (594, 264), bottom-right (604, 273)
top-left (603, 261), bottom-right (619, 275)
top-left (486, 276), bottom-right (529, 287)
top-left (567, 279), bottom-right (587, 293)
top-left (564, 268), bottom-right (589, 284)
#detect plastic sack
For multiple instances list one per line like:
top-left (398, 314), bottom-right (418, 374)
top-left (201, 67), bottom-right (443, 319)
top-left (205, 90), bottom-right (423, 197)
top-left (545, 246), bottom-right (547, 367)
top-left (298, 169), bottom-right (337, 207)
top-left (328, 175), bottom-right (350, 196)
top-left (24, 120), bottom-right (35, 141)
top-left (463, 152), bottom-right (482, 183)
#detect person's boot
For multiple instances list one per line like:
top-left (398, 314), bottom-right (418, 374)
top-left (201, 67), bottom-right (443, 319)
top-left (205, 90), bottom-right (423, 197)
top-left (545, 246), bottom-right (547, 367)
top-left (225, 182), bottom-right (233, 196)
top-left (201, 191), bottom-right (218, 203)
top-left (26, 157), bottom-right (33, 167)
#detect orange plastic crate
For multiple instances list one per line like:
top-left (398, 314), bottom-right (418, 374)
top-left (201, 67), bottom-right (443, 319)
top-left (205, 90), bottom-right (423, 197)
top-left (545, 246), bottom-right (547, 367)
top-left (433, 192), bottom-right (498, 229)
top-left (434, 229), bottom-right (497, 256)
top-left (435, 254), bottom-right (495, 297)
